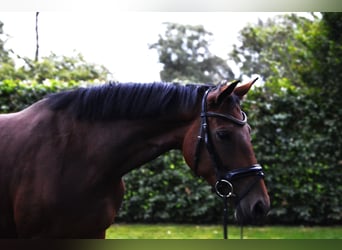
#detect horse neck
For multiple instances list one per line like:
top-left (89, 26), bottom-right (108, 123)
top-left (82, 114), bottom-right (198, 177)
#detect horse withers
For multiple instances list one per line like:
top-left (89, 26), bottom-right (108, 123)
top-left (0, 79), bottom-right (269, 238)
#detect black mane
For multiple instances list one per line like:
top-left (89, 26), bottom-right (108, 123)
top-left (46, 82), bottom-right (210, 121)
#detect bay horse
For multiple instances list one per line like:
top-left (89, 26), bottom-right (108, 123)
top-left (0, 79), bottom-right (269, 238)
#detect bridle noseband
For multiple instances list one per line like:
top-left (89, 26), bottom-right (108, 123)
top-left (193, 86), bottom-right (265, 239)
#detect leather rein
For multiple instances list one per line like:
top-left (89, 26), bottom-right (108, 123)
top-left (193, 86), bottom-right (265, 239)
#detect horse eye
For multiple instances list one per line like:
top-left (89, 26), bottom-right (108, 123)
top-left (216, 130), bottom-right (231, 140)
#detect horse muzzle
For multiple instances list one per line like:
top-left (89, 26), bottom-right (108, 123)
top-left (235, 194), bottom-right (270, 225)
top-left (214, 164), bottom-right (270, 225)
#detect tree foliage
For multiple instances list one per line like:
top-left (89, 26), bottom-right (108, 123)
top-left (150, 22), bottom-right (234, 83)
top-left (0, 20), bottom-right (11, 64)
top-left (0, 20), bottom-right (18, 80)
top-left (230, 13), bottom-right (318, 84)
top-left (15, 52), bottom-right (110, 82)
top-left (0, 52), bottom-right (110, 83)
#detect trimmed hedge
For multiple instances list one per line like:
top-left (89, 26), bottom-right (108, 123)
top-left (244, 82), bottom-right (342, 225)
top-left (1, 80), bottom-right (341, 225)
top-left (117, 150), bottom-right (223, 223)
top-left (0, 79), bottom-right (79, 113)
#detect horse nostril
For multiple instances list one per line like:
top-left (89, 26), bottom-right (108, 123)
top-left (252, 201), bottom-right (268, 220)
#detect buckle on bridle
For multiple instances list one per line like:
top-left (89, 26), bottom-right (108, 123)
top-left (215, 165), bottom-right (264, 199)
top-left (215, 179), bottom-right (235, 198)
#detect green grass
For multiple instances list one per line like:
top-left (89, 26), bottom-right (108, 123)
top-left (106, 224), bottom-right (342, 239)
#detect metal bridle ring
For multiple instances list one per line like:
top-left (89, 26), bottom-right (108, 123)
top-left (215, 179), bottom-right (234, 198)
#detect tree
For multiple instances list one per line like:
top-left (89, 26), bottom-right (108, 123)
top-left (230, 13), bottom-right (318, 85)
top-left (15, 52), bottom-right (111, 82)
top-left (150, 22), bottom-right (234, 83)
top-left (0, 20), bottom-right (20, 80)
top-left (0, 21), bottom-right (11, 63)
top-left (0, 51), bottom-right (111, 83)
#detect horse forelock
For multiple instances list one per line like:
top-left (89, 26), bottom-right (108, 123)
top-left (46, 82), bottom-right (210, 121)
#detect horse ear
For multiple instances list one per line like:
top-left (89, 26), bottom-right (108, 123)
top-left (214, 80), bottom-right (240, 105)
top-left (234, 77), bottom-right (258, 99)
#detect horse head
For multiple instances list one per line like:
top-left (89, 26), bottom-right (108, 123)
top-left (182, 78), bottom-right (270, 225)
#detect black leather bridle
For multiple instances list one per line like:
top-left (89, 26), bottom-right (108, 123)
top-left (193, 86), bottom-right (265, 239)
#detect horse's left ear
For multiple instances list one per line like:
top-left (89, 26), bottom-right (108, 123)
top-left (234, 77), bottom-right (258, 99)
top-left (213, 80), bottom-right (240, 105)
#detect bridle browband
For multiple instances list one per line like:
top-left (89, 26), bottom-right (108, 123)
top-left (193, 86), bottom-right (265, 239)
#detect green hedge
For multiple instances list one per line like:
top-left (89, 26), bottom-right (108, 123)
top-left (1, 80), bottom-right (341, 225)
top-left (117, 151), bottom-right (223, 223)
top-left (244, 81), bottom-right (342, 225)
top-left (0, 79), bottom-right (79, 113)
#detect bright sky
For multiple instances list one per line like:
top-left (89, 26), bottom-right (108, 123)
top-left (0, 12), bottom-right (285, 82)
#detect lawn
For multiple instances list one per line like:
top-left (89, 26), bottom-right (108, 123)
top-left (106, 224), bottom-right (342, 239)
